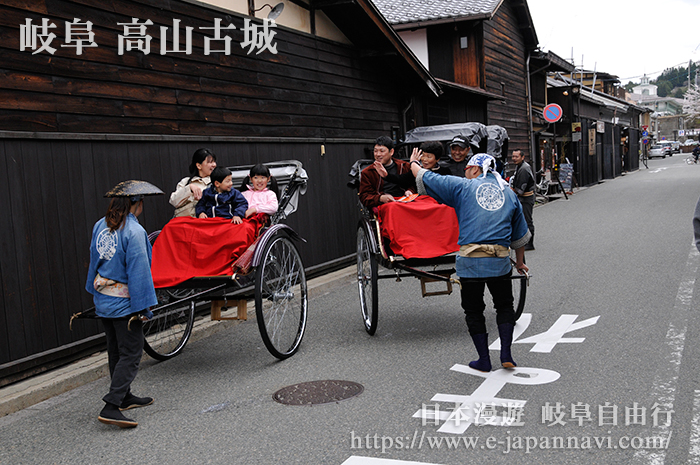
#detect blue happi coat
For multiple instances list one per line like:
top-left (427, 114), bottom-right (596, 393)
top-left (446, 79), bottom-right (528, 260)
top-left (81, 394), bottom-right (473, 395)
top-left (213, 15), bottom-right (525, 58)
top-left (85, 213), bottom-right (158, 318)
top-left (417, 169), bottom-right (530, 278)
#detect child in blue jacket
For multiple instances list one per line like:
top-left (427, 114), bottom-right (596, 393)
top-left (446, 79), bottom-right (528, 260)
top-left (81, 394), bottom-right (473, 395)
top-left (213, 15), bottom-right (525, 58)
top-left (196, 166), bottom-right (248, 224)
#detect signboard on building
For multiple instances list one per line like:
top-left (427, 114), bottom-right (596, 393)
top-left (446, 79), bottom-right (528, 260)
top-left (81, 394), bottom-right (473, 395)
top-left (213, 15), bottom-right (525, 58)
top-left (588, 128), bottom-right (596, 155)
top-left (572, 122), bottom-right (582, 142)
top-left (559, 163), bottom-right (574, 191)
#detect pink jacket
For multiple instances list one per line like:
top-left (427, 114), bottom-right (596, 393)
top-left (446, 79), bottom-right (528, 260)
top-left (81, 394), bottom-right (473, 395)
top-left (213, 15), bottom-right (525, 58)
top-left (242, 188), bottom-right (278, 215)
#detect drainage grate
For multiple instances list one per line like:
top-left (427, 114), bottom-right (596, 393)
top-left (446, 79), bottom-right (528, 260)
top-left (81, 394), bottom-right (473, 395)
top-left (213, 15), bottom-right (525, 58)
top-left (272, 380), bottom-right (364, 406)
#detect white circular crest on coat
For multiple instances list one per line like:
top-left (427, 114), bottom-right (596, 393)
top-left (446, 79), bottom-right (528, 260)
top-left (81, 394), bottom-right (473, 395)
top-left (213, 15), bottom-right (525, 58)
top-left (475, 182), bottom-right (505, 211)
top-left (96, 228), bottom-right (118, 260)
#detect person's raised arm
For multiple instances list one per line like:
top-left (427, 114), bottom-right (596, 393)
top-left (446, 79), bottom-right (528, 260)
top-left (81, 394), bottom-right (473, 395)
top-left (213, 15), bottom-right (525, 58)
top-left (373, 160), bottom-right (388, 178)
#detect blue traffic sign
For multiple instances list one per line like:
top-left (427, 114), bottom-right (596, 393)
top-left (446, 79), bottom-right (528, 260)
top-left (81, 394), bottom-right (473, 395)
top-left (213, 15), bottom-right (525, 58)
top-left (543, 103), bottom-right (563, 123)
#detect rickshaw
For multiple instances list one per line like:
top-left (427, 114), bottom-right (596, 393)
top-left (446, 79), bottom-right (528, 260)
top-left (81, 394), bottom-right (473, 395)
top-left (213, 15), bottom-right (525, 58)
top-left (349, 124), bottom-right (528, 335)
top-left (73, 160), bottom-right (309, 361)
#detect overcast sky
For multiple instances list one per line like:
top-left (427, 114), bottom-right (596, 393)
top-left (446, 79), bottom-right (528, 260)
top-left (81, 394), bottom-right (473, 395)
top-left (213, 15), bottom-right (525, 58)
top-left (527, 0), bottom-right (700, 84)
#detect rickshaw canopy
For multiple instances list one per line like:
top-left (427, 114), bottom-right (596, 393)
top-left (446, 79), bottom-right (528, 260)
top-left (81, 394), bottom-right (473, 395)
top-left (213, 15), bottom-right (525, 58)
top-left (403, 122), bottom-right (489, 153)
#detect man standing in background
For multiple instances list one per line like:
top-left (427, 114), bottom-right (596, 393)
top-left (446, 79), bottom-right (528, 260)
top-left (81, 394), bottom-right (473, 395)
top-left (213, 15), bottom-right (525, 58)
top-left (510, 150), bottom-right (535, 251)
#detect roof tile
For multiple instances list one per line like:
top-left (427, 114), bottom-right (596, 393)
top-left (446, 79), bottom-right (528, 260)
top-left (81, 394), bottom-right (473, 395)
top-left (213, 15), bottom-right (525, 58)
top-left (371, 0), bottom-right (502, 24)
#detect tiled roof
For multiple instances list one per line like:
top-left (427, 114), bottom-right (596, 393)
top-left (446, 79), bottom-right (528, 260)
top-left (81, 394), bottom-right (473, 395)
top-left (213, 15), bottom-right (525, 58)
top-left (371, 0), bottom-right (503, 25)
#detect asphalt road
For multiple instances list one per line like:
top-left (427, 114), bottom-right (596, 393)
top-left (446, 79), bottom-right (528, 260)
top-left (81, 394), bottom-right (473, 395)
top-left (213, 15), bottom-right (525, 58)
top-left (2, 155), bottom-right (700, 465)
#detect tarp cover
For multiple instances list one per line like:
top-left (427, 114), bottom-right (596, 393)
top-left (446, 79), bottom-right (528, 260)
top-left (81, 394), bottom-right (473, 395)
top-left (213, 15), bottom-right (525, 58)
top-left (486, 125), bottom-right (509, 159)
top-left (403, 122), bottom-right (488, 151)
top-left (151, 216), bottom-right (263, 288)
top-left (378, 196), bottom-right (459, 259)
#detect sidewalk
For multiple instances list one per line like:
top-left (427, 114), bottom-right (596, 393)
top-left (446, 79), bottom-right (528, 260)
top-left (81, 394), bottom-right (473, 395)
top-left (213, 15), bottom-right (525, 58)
top-left (0, 265), bottom-right (357, 418)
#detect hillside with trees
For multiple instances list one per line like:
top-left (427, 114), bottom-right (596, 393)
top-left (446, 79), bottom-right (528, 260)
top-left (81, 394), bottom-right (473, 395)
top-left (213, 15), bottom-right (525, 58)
top-left (624, 63), bottom-right (699, 97)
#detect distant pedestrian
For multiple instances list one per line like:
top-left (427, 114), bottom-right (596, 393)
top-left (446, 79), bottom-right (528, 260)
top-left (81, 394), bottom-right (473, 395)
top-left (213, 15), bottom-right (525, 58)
top-left (694, 195), bottom-right (700, 253)
top-left (86, 181), bottom-right (162, 428)
top-left (510, 150), bottom-right (535, 250)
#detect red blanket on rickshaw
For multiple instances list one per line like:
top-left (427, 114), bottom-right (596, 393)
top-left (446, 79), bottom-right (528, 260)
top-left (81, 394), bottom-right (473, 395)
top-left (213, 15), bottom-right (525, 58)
top-left (151, 216), bottom-right (265, 288)
top-left (377, 195), bottom-right (459, 259)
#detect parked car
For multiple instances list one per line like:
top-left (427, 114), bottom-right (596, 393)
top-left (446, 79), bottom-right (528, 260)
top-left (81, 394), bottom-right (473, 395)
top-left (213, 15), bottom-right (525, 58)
top-left (649, 145), bottom-right (669, 158)
top-left (670, 141), bottom-right (681, 153)
top-left (657, 141), bottom-right (674, 156)
top-left (684, 139), bottom-right (697, 146)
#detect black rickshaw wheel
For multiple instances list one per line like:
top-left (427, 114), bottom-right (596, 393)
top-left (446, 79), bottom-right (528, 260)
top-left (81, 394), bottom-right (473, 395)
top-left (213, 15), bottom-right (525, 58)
top-left (357, 227), bottom-right (379, 335)
top-left (254, 232), bottom-right (308, 359)
top-left (509, 249), bottom-right (528, 321)
top-left (513, 274), bottom-right (527, 321)
top-left (143, 300), bottom-right (195, 360)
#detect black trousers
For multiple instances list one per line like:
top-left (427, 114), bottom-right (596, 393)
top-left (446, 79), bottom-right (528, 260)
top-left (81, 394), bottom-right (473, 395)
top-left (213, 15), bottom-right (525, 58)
top-left (102, 317), bottom-right (144, 406)
top-left (519, 194), bottom-right (535, 236)
top-left (459, 275), bottom-right (514, 335)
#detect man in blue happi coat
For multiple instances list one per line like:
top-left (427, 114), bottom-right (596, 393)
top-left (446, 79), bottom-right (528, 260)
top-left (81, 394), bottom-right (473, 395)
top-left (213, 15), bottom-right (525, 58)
top-left (409, 153), bottom-right (530, 371)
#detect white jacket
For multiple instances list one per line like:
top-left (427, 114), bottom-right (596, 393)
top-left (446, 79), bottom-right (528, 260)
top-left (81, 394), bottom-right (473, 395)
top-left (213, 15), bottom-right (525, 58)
top-left (169, 175), bottom-right (211, 217)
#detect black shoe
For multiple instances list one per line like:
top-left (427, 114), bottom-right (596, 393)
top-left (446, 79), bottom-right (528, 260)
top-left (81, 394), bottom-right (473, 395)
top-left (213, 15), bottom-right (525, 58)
top-left (120, 394), bottom-right (154, 411)
top-left (98, 403), bottom-right (138, 428)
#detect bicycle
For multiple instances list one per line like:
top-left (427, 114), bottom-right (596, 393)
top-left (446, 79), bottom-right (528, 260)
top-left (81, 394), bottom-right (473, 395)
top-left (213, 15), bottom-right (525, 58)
top-left (534, 168), bottom-right (550, 204)
top-left (686, 155), bottom-right (699, 165)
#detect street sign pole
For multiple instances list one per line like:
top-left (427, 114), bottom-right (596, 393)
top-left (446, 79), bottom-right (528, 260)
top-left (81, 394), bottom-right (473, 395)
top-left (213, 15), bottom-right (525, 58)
top-left (543, 103), bottom-right (567, 200)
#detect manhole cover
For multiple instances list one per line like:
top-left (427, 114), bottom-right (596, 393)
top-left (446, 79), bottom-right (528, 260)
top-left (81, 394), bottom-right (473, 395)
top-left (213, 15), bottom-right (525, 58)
top-left (272, 380), bottom-right (364, 406)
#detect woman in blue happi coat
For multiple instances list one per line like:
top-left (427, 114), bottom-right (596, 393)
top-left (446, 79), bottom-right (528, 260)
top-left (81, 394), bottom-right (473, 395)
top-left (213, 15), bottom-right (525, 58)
top-left (85, 180), bottom-right (162, 428)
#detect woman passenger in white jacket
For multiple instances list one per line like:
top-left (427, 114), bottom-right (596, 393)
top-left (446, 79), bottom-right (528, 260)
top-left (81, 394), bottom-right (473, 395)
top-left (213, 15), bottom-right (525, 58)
top-left (169, 148), bottom-right (217, 217)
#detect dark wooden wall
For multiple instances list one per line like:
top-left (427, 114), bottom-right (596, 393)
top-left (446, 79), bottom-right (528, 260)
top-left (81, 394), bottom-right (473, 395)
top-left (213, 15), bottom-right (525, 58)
top-left (0, 0), bottom-right (402, 138)
top-left (483, 0), bottom-right (530, 160)
top-left (0, 136), bottom-right (370, 383)
top-left (627, 128), bottom-right (640, 172)
top-left (578, 117), bottom-right (600, 187)
top-left (0, 0), bottom-right (423, 382)
top-left (419, 89), bottom-right (489, 128)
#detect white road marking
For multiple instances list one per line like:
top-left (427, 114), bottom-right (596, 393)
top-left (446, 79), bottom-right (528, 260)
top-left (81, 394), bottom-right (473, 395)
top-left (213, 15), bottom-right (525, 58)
top-left (489, 313), bottom-right (599, 353)
top-left (342, 457), bottom-right (444, 465)
top-left (631, 245), bottom-right (699, 464)
top-left (413, 366), bottom-right (560, 434)
top-left (689, 390), bottom-right (700, 464)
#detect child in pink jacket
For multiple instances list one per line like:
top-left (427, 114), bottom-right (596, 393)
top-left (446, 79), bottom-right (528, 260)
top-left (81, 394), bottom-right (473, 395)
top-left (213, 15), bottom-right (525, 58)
top-left (242, 164), bottom-right (279, 218)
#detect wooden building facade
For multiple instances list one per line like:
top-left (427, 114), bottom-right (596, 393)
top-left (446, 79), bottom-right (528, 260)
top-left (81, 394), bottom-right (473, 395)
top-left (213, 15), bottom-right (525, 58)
top-left (0, 0), bottom-right (440, 384)
top-left (376, 0), bottom-right (540, 161)
top-left (483, 0), bottom-right (537, 157)
top-left (546, 75), bottom-right (644, 188)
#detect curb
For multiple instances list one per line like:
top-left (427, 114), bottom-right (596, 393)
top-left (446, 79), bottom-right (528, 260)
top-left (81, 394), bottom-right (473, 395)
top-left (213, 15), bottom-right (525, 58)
top-left (0, 265), bottom-right (357, 418)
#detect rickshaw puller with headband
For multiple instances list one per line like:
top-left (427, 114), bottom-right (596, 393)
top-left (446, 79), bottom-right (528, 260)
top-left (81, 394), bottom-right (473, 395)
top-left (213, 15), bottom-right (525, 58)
top-left (410, 154), bottom-right (530, 371)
